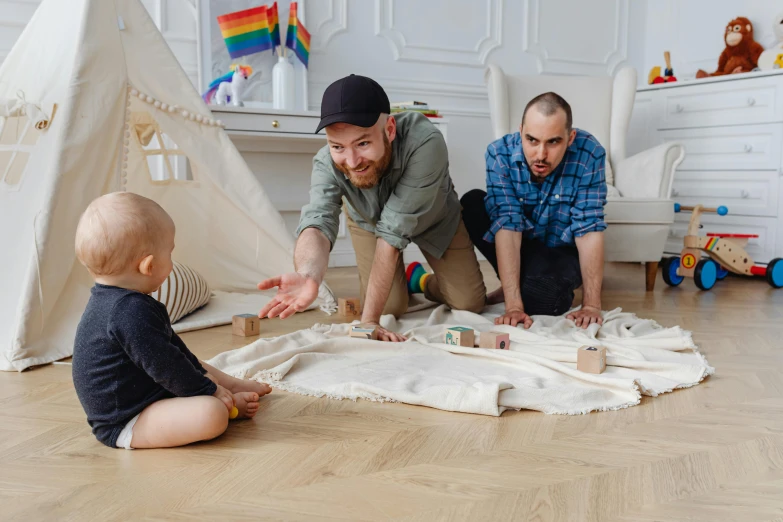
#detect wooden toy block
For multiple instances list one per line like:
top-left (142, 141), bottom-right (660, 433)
top-left (338, 297), bottom-right (361, 318)
top-left (445, 327), bottom-right (475, 347)
top-left (479, 332), bottom-right (510, 350)
top-left (349, 324), bottom-right (379, 340)
top-left (577, 345), bottom-right (606, 374)
top-left (232, 313), bottom-right (260, 337)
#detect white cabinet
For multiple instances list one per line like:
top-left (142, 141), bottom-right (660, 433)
top-left (629, 70), bottom-right (783, 263)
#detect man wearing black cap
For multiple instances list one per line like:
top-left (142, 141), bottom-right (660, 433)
top-left (258, 74), bottom-right (487, 342)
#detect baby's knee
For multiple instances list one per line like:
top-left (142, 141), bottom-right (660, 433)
top-left (199, 397), bottom-right (230, 440)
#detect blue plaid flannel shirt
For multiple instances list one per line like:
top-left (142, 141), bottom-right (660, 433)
top-left (483, 129), bottom-right (607, 247)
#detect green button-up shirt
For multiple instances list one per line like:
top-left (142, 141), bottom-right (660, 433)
top-left (296, 112), bottom-right (461, 259)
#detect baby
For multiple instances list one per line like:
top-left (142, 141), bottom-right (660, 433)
top-left (72, 192), bottom-right (271, 449)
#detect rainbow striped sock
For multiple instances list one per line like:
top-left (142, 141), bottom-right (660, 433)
top-left (406, 262), bottom-right (430, 294)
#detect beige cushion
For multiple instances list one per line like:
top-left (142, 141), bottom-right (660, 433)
top-left (150, 261), bottom-right (211, 323)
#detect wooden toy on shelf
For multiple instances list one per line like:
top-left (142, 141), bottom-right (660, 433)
top-left (662, 203), bottom-right (783, 290)
top-left (648, 51), bottom-right (678, 84)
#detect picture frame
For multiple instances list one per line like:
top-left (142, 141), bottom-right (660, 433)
top-left (196, 0), bottom-right (309, 111)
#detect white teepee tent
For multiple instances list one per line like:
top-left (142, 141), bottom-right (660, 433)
top-left (0, 0), bottom-right (325, 371)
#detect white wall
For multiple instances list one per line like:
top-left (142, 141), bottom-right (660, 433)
top-left (5, 0), bottom-right (781, 194)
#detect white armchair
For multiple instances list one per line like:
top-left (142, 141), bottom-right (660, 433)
top-left (484, 65), bottom-right (685, 290)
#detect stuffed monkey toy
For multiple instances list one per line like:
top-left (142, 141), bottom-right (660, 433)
top-left (696, 17), bottom-right (764, 78)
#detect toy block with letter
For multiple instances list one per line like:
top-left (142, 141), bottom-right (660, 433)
top-left (444, 327), bottom-right (475, 347)
top-left (338, 297), bottom-right (361, 318)
top-left (349, 324), bottom-right (379, 340)
top-left (479, 332), bottom-right (510, 350)
top-left (232, 313), bottom-right (260, 337)
top-left (577, 345), bottom-right (606, 374)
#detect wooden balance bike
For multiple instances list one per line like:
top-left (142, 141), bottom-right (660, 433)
top-left (662, 203), bottom-right (783, 290)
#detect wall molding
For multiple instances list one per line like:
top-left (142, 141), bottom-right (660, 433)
top-left (309, 75), bottom-right (491, 117)
top-left (523, 0), bottom-right (630, 75)
top-left (311, 0), bottom-right (348, 54)
top-left (374, 0), bottom-right (503, 67)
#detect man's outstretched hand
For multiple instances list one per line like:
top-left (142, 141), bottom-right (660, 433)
top-left (495, 308), bottom-right (533, 329)
top-left (567, 305), bottom-right (603, 329)
top-left (258, 273), bottom-right (319, 319)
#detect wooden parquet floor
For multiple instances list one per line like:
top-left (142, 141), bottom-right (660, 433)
top-left (2, 261), bottom-right (783, 521)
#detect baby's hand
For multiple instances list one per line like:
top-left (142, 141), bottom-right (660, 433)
top-left (213, 384), bottom-right (234, 412)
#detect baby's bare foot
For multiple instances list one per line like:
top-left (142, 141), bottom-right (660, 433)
top-left (230, 379), bottom-right (272, 398)
top-left (232, 391), bottom-right (261, 419)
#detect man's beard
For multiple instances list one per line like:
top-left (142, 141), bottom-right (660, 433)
top-left (336, 135), bottom-right (393, 189)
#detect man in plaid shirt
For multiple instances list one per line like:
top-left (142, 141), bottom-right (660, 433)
top-left (461, 92), bottom-right (607, 329)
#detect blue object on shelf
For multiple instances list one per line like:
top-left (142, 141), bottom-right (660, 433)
top-left (717, 205), bottom-right (728, 216)
top-left (674, 202), bottom-right (681, 213)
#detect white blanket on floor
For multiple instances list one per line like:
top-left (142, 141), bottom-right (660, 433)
top-left (207, 304), bottom-right (714, 416)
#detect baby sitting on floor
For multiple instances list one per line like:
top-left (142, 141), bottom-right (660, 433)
top-left (72, 192), bottom-right (271, 449)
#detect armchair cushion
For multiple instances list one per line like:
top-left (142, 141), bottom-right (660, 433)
top-left (613, 143), bottom-right (685, 199)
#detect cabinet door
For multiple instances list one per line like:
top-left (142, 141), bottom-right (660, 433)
top-left (671, 171), bottom-right (780, 218)
top-left (659, 124), bottom-right (782, 171)
top-left (658, 77), bottom-right (783, 129)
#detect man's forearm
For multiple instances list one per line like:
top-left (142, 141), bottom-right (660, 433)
top-left (294, 228), bottom-right (331, 284)
top-left (362, 238), bottom-right (401, 323)
top-left (496, 229), bottom-right (524, 311)
top-left (575, 231), bottom-right (604, 308)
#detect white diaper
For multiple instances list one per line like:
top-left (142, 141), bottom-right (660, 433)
top-left (115, 413), bottom-right (141, 450)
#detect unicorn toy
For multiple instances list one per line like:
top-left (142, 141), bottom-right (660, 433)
top-left (202, 64), bottom-right (253, 107)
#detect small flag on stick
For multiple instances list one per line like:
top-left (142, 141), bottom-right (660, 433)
top-left (217, 6), bottom-right (273, 60)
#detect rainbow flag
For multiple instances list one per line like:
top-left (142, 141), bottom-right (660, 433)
top-left (285, 2), bottom-right (311, 67)
top-left (284, 2), bottom-right (298, 49)
top-left (268, 2), bottom-right (281, 49)
top-left (217, 6), bottom-right (273, 59)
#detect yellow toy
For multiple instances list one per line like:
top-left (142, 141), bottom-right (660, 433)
top-left (229, 406), bottom-right (239, 419)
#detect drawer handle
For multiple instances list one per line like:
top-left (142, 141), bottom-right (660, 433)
top-left (747, 97), bottom-right (756, 106)
top-left (675, 104), bottom-right (684, 113)
top-left (744, 144), bottom-right (753, 153)
top-left (272, 120), bottom-right (280, 128)
top-left (740, 189), bottom-right (749, 199)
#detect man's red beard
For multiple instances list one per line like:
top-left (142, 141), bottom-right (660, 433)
top-left (335, 134), bottom-right (393, 189)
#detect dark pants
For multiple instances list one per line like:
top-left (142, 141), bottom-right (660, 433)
top-left (460, 189), bottom-right (582, 316)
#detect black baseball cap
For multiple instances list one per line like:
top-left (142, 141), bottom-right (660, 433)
top-left (316, 74), bottom-right (391, 133)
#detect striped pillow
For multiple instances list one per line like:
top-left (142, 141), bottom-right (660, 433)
top-left (151, 261), bottom-right (212, 324)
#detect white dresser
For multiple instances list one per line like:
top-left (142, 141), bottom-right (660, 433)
top-left (627, 70), bottom-right (783, 264)
top-left (209, 106), bottom-right (448, 267)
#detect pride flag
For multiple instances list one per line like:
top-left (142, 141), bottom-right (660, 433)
top-left (268, 2), bottom-right (281, 50)
top-left (285, 2), bottom-right (311, 67)
top-left (217, 6), bottom-right (273, 59)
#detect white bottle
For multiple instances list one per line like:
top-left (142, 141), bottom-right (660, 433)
top-left (272, 55), bottom-right (295, 110)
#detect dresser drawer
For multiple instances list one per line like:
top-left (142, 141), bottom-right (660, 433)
top-left (659, 124), bottom-right (782, 171)
top-left (214, 110), bottom-right (321, 135)
top-left (671, 171), bottom-right (780, 218)
top-left (658, 77), bottom-right (783, 129)
top-left (664, 214), bottom-right (777, 263)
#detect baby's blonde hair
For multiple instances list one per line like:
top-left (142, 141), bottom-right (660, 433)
top-left (75, 192), bottom-right (174, 276)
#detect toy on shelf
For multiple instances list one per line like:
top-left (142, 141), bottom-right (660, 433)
top-left (757, 10), bottom-right (783, 70)
top-left (202, 64), bottom-right (254, 107)
top-left (662, 203), bottom-right (783, 290)
top-left (648, 51), bottom-right (678, 84)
